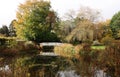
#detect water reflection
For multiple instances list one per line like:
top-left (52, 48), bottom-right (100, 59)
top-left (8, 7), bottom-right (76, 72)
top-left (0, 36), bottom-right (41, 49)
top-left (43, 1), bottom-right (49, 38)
top-left (56, 70), bottom-right (80, 77)
top-left (0, 55), bottom-right (110, 77)
top-left (56, 70), bottom-right (110, 77)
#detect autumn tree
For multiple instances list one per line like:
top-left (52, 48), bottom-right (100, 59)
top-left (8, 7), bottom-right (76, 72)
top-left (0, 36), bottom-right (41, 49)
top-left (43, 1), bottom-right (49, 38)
top-left (92, 20), bottom-right (112, 41)
top-left (66, 20), bottom-right (94, 43)
top-left (15, 0), bottom-right (60, 42)
top-left (101, 20), bottom-right (112, 37)
top-left (58, 10), bottom-right (77, 41)
top-left (61, 6), bottom-right (101, 43)
top-left (77, 6), bottom-right (101, 23)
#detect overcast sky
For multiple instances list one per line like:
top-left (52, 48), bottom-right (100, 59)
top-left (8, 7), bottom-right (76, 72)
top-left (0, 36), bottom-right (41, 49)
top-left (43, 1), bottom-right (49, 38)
top-left (0, 0), bottom-right (120, 27)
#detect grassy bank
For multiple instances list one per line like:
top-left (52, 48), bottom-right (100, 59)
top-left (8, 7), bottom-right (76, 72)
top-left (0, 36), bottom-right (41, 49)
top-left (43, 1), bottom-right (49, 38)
top-left (91, 45), bottom-right (106, 50)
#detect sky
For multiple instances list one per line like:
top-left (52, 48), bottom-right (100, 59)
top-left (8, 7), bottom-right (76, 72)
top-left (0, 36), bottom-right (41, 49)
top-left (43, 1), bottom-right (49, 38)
top-left (0, 0), bottom-right (120, 27)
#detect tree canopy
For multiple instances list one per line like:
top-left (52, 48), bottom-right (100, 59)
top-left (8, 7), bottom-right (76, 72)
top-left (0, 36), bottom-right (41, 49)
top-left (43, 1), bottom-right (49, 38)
top-left (66, 20), bottom-right (94, 43)
top-left (15, 0), bottom-right (60, 42)
top-left (110, 11), bottom-right (120, 39)
top-left (0, 25), bottom-right (9, 37)
top-left (9, 19), bottom-right (16, 36)
top-left (59, 6), bottom-right (101, 43)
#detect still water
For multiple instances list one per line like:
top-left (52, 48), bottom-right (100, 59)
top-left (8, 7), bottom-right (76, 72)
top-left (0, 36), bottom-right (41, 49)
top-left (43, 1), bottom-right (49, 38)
top-left (56, 70), bottom-right (108, 77)
top-left (0, 54), bottom-right (109, 77)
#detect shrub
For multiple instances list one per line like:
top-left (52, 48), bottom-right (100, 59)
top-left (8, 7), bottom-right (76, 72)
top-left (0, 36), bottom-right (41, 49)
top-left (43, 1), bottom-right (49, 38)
top-left (24, 41), bottom-right (36, 50)
top-left (0, 38), bottom-right (6, 46)
top-left (0, 40), bottom-right (38, 57)
top-left (54, 44), bottom-right (82, 58)
top-left (98, 42), bottom-right (120, 77)
top-left (74, 43), bottom-right (101, 77)
top-left (101, 36), bottom-right (114, 45)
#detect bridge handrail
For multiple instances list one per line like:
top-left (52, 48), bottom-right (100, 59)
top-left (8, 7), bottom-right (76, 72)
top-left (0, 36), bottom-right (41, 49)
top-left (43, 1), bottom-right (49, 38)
top-left (40, 42), bottom-right (63, 46)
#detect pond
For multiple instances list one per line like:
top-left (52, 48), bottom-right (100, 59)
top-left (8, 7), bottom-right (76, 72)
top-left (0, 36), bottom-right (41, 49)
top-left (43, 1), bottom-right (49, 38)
top-left (0, 53), bottom-right (110, 77)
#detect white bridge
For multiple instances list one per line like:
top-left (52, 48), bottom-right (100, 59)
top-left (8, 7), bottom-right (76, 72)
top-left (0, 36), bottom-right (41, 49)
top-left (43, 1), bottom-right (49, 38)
top-left (40, 52), bottom-right (58, 56)
top-left (39, 42), bottom-right (62, 56)
top-left (40, 42), bottom-right (62, 46)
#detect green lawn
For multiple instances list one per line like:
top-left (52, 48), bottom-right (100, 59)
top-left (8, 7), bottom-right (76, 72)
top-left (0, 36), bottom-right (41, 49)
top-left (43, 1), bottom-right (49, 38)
top-left (91, 46), bottom-right (106, 50)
